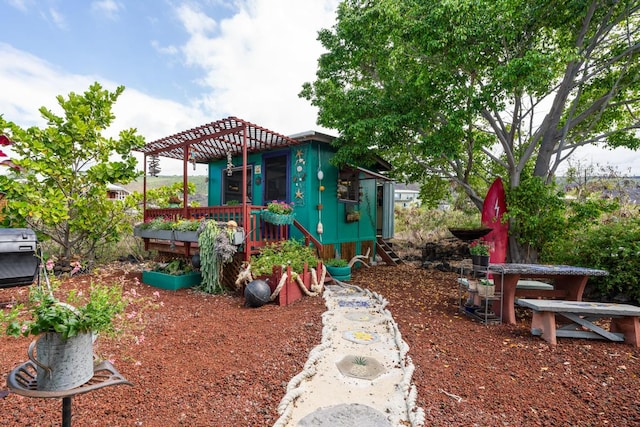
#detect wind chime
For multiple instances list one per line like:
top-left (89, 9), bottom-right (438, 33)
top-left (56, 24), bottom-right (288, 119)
top-left (189, 147), bottom-right (197, 171)
top-left (148, 155), bottom-right (160, 177)
top-left (226, 150), bottom-right (234, 176)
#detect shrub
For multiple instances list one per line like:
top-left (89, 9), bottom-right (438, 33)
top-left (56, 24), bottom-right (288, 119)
top-left (543, 215), bottom-right (640, 303)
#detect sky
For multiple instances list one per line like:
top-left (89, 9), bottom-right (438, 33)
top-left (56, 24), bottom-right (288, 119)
top-left (0, 0), bottom-right (638, 177)
top-left (0, 0), bottom-right (340, 175)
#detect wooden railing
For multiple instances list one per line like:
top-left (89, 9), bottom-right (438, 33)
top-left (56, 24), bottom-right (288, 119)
top-left (142, 206), bottom-right (321, 258)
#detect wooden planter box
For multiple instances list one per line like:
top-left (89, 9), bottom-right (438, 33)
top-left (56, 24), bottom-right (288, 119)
top-left (134, 228), bottom-right (174, 240)
top-left (142, 270), bottom-right (201, 290)
top-left (258, 262), bottom-right (323, 306)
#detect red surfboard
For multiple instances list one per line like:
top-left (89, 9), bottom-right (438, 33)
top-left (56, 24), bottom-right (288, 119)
top-left (481, 177), bottom-right (508, 265)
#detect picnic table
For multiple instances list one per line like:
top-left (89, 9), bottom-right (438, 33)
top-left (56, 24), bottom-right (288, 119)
top-left (487, 263), bottom-right (609, 325)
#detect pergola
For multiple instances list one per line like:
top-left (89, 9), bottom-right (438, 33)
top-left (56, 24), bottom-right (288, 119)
top-left (136, 116), bottom-right (302, 238)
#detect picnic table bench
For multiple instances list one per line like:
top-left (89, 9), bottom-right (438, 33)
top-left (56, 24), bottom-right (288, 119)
top-left (517, 299), bottom-right (640, 347)
top-left (487, 264), bottom-right (609, 324)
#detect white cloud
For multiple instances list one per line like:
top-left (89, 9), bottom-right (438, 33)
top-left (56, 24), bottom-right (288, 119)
top-left (6, 0), bottom-right (28, 12)
top-left (174, 0), bottom-right (340, 134)
top-left (90, 0), bottom-right (123, 20)
top-left (0, 43), bottom-right (206, 175)
top-left (47, 7), bottom-right (67, 29)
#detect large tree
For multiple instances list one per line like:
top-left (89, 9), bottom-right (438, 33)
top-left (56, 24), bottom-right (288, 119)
top-left (0, 83), bottom-right (145, 260)
top-left (301, 0), bottom-right (640, 260)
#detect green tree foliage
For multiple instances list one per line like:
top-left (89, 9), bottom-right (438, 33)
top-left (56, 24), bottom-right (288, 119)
top-left (301, 0), bottom-right (640, 260)
top-left (143, 182), bottom-right (198, 208)
top-left (0, 83), bottom-right (145, 260)
top-left (543, 214), bottom-right (640, 304)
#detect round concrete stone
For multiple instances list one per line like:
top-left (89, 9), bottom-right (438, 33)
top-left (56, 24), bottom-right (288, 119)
top-left (297, 403), bottom-right (393, 427)
top-left (342, 330), bottom-right (380, 344)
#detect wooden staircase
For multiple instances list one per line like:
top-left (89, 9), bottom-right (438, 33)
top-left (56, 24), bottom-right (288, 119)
top-left (376, 236), bottom-right (403, 266)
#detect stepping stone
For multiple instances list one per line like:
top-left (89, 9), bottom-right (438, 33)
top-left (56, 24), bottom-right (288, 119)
top-left (337, 299), bottom-right (371, 308)
top-left (336, 355), bottom-right (386, 380)
top-left (297, 403), bottom-right (392, 426)
top-left (345, 312), bottom-right (375, 322)
top-left (342, 330), bottom-right (380, 344)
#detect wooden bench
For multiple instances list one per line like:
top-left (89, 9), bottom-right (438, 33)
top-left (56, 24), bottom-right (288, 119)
top-left (517, 299), bottom-right (640, 347)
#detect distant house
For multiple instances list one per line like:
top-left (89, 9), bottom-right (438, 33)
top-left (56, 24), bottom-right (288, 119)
top-left (394, 185), bottom-right (421, 208)
top-left (107, 184), bottom-right (130, 200)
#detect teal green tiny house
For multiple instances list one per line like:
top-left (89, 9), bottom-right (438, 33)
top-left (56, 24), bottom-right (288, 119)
top-left (135, 117), bottom-right (396, 264)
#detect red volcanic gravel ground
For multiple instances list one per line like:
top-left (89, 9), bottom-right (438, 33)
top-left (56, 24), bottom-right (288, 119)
top-left (1, 262), bottom-right (639, 426)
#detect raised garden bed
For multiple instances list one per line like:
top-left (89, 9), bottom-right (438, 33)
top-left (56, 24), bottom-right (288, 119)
top-left (142, 270), bottom-right (202, 291)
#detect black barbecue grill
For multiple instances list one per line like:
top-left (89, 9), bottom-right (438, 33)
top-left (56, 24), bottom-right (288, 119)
top-left (0, 228), bottom-right (39, 288)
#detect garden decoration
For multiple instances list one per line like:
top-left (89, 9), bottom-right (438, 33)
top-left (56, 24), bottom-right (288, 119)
top-left (262, 200), bottom-right (296, 225)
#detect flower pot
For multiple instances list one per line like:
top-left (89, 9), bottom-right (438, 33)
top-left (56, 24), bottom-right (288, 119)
top-left (262, 210), bottom-right (296, 225)
top-left (28, 331), bottom-right (94, 391)
top-left (471, 254), bottom-right (490, 267)
top-left (173, 231), bottom-right (199, 242)
top-left (134, 228), bottom-right (174, 240)
top-left (326, 265), bottom-right (351, 281)
top-left (477, 284), bottom-right (495, 298)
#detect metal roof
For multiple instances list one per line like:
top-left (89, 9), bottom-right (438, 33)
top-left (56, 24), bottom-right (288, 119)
top-left (135, 116), bottom-right (302, 163)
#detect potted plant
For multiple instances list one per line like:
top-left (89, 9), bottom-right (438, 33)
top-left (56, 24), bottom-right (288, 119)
top-left (345, 210), bottom-right (360, 223)
top-left (262, 200), bottom-right (296, 225)
top-left (469, 239), bottom-right (491, 267)
top-left (172, 218), bottom-right (203, 242)
top-left (324, 258), bottom-right (351, 281)
top-left (0, 277), bottom-right (129, 391)
top-left (476, 278), bottom-right (495, 297)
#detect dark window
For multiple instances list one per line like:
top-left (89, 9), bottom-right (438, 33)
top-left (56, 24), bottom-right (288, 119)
top-left (337, 168), bottom-right (360, 204)
top-left (222, 166), bottom-right (253, 204)
top-left (264, 154), bottom-right (288, 202)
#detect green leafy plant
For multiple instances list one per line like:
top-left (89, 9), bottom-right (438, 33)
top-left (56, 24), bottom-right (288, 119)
top-left (1, 280), bottom-right (127, 340)
top-left (469, 239), bottom-right (491, 256)
top-left (353, 356), bottom-right (368, 366)
top-left (324, 258), bottom-right (348, 267)
top-left (250, 239), bottom-right (319, 277)
top-left (479, 279), bottom-right (493, 287)
top-left (172, 219), bottom-right (202, 232)
top-left (151, 259), bottom-right (195, 276)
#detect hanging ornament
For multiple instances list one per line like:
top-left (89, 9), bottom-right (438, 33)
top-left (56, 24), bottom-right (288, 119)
top-left (189, 147), bottom-right (197, 171)
top-left (226, 151), bottom-right (233, 176)
top-left (148, 155), bottom-right (161, 177)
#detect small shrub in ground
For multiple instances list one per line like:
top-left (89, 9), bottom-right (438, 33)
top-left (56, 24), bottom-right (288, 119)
top-left (543, 213), bottom-right (640, 303)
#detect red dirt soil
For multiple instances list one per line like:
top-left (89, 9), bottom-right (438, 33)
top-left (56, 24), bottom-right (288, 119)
top-left (1, 262), bottom-right (639, 426)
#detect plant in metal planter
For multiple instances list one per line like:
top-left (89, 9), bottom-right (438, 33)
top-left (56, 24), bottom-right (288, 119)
top-left (0, 274), bottom-right (128, 390)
